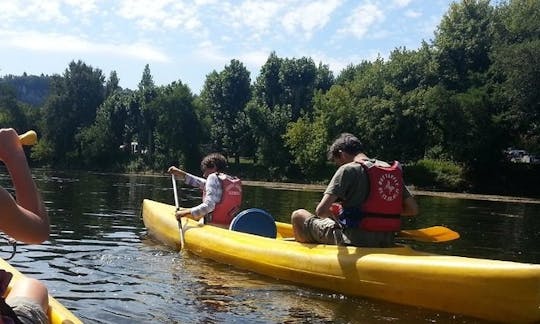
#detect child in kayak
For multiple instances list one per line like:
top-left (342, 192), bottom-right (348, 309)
top-left (0, 128), bottom-right (49, 323)
top-left (168, 153), bottom-right (242, 225)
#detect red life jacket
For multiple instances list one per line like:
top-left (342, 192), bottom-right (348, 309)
top-left (330, 160), bottom-right (403, 232)
top-left (358, 160), bottom-right (403, 231)
top-left (204, 174), bottom-right (242, 225)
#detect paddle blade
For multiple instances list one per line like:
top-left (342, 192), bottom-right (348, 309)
top-left (399, 226), bottom-right (460, 243)
top-left (19, 130), bottom-right (37, 146)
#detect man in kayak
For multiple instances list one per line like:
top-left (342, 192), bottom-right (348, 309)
top-left (291, 133), bottom-right (418, 247)
top-left (0, 128), bottom-right (49, 323)
top-left (168, 153), bottom-right (242, 225)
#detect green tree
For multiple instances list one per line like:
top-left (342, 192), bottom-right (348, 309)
top-left (200, 60), bottom-right (251, 163)
top-left (434, 0), bottom-right (494, 91)
top-left (137, 64), bottom-right (158, 160)
top-left (77, 90), bottom-right (133, 169)
top-left (386, 43), bottom-right (438, 93)
top-left (245, 102), bottom-right (293, 178)
top-left (335, 61), bottom-right (372, 85)
top-left (254, 53), bottom-right (332, 120)
top-left (253, 51), bottom-right (282, 108)
top-left (284, 116), bottom-right (328, 176)
top-left (490, 0), bottom-right (540, 152)
top-left (105, 70), bottom-right (121, 98)
top-left (278, 57), bottom-right (317, 120)
top-left (0, 82), bottom-right (28, 131)
top-left (39, 60), bottom-right (105, 165)
top-left (152, 81), bottom-right (202, 171)
top-left (314, 62), bottom-right (335, 92)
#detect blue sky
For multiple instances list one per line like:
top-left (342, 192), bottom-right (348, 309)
top-left (1, 0), bottom-right (457, 94)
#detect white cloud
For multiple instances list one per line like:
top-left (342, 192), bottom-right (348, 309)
top-left (0, 30), bottom-right (170, 62)
top-left (339, 3), bottom-right (384, 39)
top-left (238, 50), bottom-right (271, 70)
top-left (116, 0), bottom-right (202, 31)
top-left (193, 41), bottom-right (269, 76)
top-left (392, 0), bottom-right (412, 8)
top-left (194, 40), bottom-right (228, 65)
top-left (0, 0), bottom-right (68, 24)
top-left (63, 0), bottom-right (99, 14)
top-left (194, 0), bottom-right (218, 5)
top-left (405, 9), bottom-right (422, 18)
top-left (281, 0), bottom-right (342, 39)
top-left (225, 1), bottom-right (283, 35)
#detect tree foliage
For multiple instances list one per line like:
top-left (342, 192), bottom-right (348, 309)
top-left (1, 0), bottom-right (537, 192)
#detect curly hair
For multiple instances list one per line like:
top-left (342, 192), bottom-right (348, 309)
top-left (201, 153), bottom-right (228, 172)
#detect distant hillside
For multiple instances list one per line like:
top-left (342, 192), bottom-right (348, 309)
top-left (0, 74), bottom-right (52, 107)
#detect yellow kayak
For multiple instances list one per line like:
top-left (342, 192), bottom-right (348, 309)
top-left (0, 258), bottom-right (82, 324)
top-left (142, 199), bottom-right (540, 323)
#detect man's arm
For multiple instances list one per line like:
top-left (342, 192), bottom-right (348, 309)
top-left (401, 196), bottom-right (419, 217)
top-left (315, 193), bottom-right (338, 218)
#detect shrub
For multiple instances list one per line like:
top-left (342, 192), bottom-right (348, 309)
top-left (405, 159), bottom-right (467, 191)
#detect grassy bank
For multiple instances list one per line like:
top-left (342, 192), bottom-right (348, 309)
top-left (228, 158), bottom-right (540, 199)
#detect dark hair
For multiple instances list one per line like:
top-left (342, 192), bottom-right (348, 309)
top-left (327, 133), bottom-right (364, 160)
top-left (201, 153), bottom-right (227, 172)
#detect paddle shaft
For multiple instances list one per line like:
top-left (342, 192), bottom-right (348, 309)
top-left (171, 174), bottom-right (185, 249)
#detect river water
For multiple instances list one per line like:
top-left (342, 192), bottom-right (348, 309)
top-left (1, 170), bottom-right (539, 323)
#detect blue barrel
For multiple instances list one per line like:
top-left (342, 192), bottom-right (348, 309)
top-left (229, 208), bottom-right (277, 238)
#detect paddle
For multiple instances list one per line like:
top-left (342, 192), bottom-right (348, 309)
top-left (19, 130), bottom-right (37, 146)
top-left (399, 226), bottom-right (460, 242)
top-left (279, 223), bottom-right (459, 243)
top-left (171, 174), bottom-right (185, 249)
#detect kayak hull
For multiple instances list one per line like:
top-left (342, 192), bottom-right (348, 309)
top-left (0, 258), bottom-right (82, 324)
top-left (142, 199), bottom-right (540, 323)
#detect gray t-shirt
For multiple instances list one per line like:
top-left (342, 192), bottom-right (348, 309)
top-left (324, 162), bottom-right (368, 208)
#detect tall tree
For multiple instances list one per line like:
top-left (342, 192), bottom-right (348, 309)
top-left (39, 60), bottom-right (105, 165)
top-left (278, 57), bottom-right (317, 120)
top-left (77, 90), bottom-right (134, 169)
top-left (386, 43), bottom-right (438, 93)
top-left (434, 0), bottom-right (494, 91)
top-left (253, 52), bottom-right (282, 108)
top-left (314, 62), bottom-right (335, 93)
top-left (137, 64), bottom-right (158, 158)
top-left (253, 53), bottom-right (331, 120)
top-left (105, 70), bottom-right (121, 98)
top-left (200, 60), bottom-right (251, 163)
top-left (0, 82), bottom-right (28, 131)
top-left (152, 81), bottom-right (202, 171)
top-left (490, 0), bottom-right (540, 152)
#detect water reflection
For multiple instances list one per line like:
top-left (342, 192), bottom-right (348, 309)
top-left (0, 170), bottom-right (538, 323)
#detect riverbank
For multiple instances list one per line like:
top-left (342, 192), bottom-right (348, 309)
top-left (242, 180), bottom-right (540, 204)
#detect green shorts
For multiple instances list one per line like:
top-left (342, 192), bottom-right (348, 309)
top-left (303, 216), bottom-right (396, 247)
top-left (8, 297), bottom-right (48, 324)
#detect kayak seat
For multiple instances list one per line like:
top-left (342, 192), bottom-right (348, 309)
top-left (229, 208), bottom-right (277, 238)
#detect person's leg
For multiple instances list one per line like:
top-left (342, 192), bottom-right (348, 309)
top-left (291, 209), bottom-right (313, 242)
top-left (292, 210), bottom-right (344, 245)
top-left (6, 277), bottom-right (48, 312)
